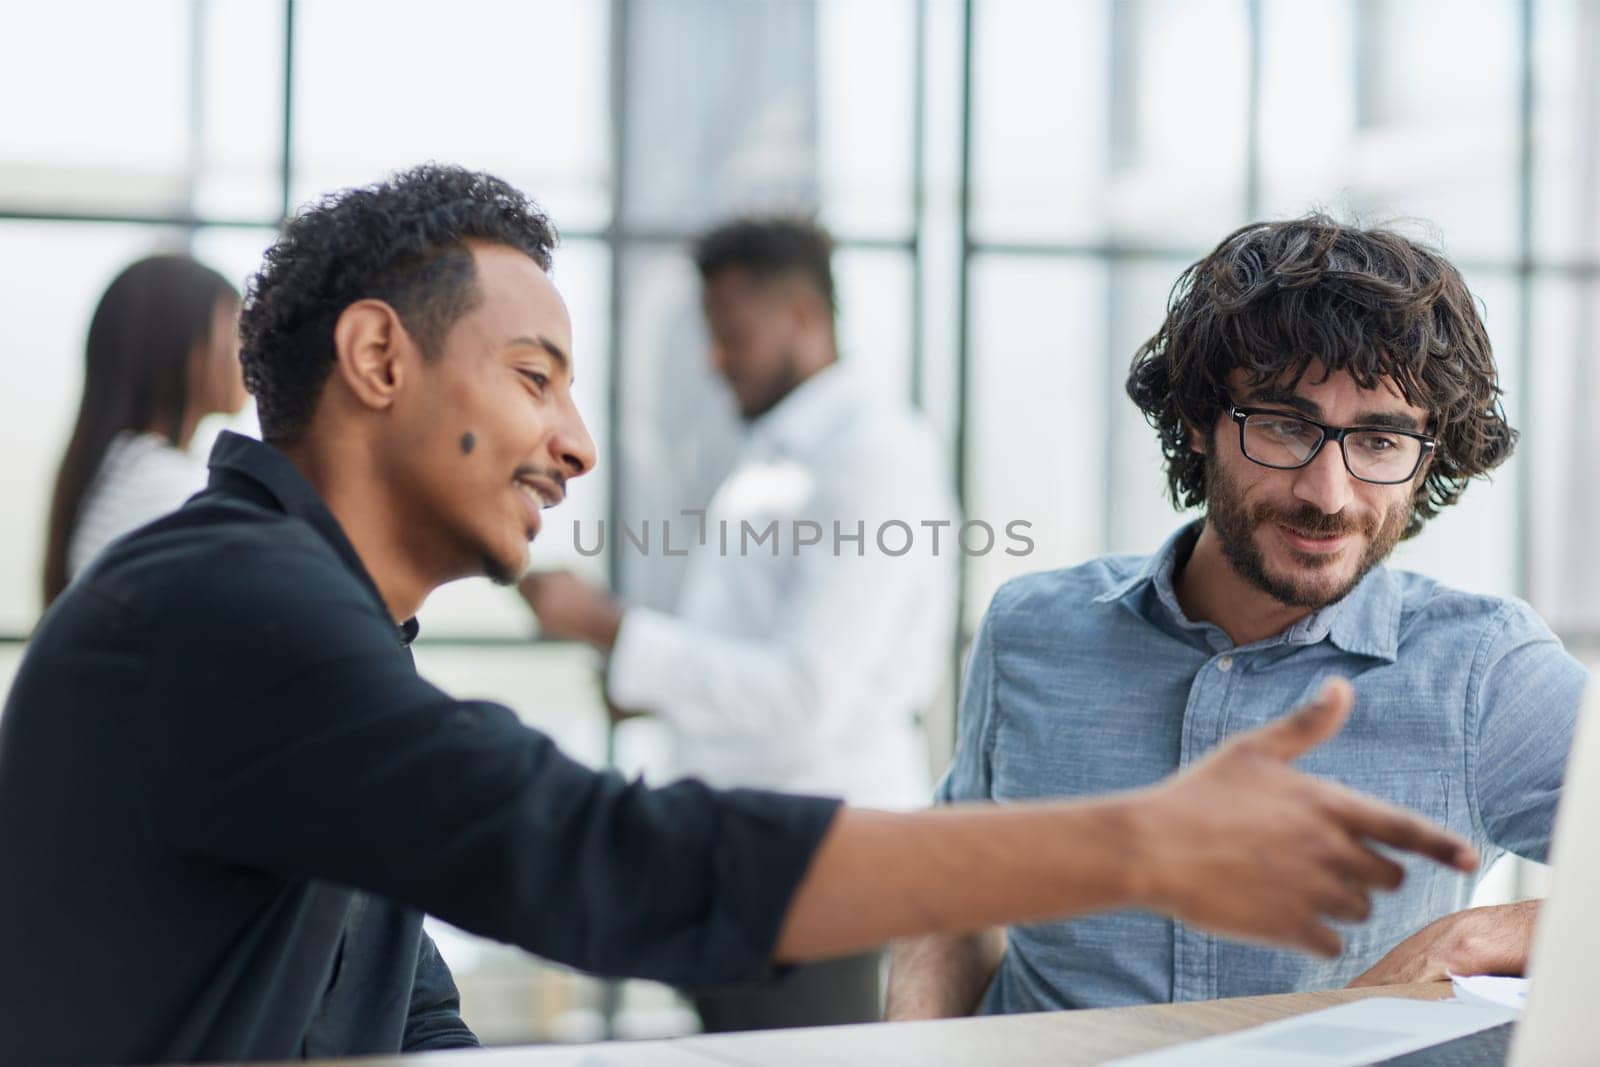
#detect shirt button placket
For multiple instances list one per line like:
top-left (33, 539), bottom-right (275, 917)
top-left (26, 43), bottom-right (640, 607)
top-left (1172, 651), bottom-right (1236, 1002)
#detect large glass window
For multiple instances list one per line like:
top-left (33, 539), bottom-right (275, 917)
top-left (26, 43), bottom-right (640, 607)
top-left (291, 0), bottom-right (610, 228)
top-left (963, 256), bottom-right (1106, 630)
top-left (0, 3), bottom-right (193, 216)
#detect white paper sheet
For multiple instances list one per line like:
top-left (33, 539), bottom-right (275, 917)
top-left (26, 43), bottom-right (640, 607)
top-left (1450, 973), bottom-right (1531, 1013)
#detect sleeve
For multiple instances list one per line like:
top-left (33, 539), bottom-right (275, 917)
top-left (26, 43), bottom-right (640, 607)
top-left (128, 538), bottom-right (841, 989)
top-left (1466, 601), bottom-right (1590, 861)
top-left (934, 606), bottom-right (1001, 805)
top-left (606, 430), bottom-right (959, 747)
top-left (402, 932), bottom-right (479, 1052)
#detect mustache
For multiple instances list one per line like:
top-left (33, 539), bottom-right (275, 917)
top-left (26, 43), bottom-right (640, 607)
top-left (1250, 501), bottom-right (1375, 538)
top-left (513, 465), bottom-right (568, 495)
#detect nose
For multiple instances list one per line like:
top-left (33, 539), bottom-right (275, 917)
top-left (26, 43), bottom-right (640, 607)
top-left (1291, 438), bottom-right (1356, 515)
top-left (550, 399), bottom-right (597, 479)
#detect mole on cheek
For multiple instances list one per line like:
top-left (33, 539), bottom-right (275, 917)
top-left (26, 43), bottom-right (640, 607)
top-left (460, 431), bottom-right (476, 455)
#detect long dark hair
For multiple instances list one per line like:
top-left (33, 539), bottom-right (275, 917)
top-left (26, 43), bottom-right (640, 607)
top-left (43, 255), bottom-right (238, 606)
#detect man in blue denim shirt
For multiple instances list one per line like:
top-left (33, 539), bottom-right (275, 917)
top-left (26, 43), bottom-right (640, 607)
top-left (888, 216), bottom-right (1588, 1018)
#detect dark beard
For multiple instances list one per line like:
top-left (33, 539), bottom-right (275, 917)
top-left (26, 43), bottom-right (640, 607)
top-left (482, 552), bottom-right (520, 587)
top-left (1203, 451), bottom-right (1409, 610)
top-left (739, 353), bottom-right (809, 421)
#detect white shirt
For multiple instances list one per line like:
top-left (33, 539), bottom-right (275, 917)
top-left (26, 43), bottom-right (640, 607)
top-left (607, 364), bottom-right (959, 808)
top-left (68, 432), bottom-right (206, 579)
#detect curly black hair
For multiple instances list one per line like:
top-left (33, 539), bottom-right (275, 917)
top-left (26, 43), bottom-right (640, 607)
top-left (692, 215), bottom-right (837, 313)
top-left (1126, 215), bottom-right (1516, 539)
top-left (240, 163), bottom-right (558, 444)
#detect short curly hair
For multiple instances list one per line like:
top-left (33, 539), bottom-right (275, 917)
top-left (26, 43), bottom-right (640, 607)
top-left (240, 163), bottom-right (558, 444)
top-left (1126, 215), bottom-right (1516, 539)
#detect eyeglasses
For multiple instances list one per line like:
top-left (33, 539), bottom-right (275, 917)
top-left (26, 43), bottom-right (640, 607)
top-left (1228, 406), bottom-right (1437, 485)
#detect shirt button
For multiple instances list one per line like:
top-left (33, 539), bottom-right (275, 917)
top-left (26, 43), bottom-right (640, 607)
top-left (1217, 656), bottom-right (1234, 672)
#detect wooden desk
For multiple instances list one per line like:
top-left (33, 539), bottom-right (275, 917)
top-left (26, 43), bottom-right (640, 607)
top-left (291, 981), bottom-right (1453, 1065)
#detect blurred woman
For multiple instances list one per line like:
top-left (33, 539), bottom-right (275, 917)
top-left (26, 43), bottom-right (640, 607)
top-left (42, 254), bottom-right (244, 607)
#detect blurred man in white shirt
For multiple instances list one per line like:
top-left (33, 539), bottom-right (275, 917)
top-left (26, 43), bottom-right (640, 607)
top-left (520, 217), bottom-right (958, 1029)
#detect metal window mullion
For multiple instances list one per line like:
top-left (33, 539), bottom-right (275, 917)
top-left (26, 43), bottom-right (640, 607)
top-left (1514, 0), bottom-right (1536, 607)
top-left (1509, 0), bottom-right (1538, 906)
top-left (279, 0), bottom-right (296, 223)
top-left (951, 0), bottom-right (976, 705)
top-left (910, 0), bottom-right (928, 411)
top-left (184, 0), bottom-right (208, 249)
top-left (604, 0), bottom-right (629, 605)
top-left (1244, 0), bottom-right (1264, 219)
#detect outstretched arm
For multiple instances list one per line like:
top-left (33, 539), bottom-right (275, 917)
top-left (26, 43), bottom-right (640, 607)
top-left (779, 680), bottom-right (1476, 965)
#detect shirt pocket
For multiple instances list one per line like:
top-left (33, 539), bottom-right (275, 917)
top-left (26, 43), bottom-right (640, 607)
top-left (1295, 768), bottom-right (1462, 988)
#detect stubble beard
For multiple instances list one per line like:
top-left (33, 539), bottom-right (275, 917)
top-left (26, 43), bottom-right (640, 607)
top-left (1202, 452), bottom-right (1411, 610)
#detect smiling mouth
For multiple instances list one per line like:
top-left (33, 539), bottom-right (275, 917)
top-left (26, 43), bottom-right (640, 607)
top-left (514, 476), bottom-right (564, 510)
top-left (1275, 523), bottom-right (1351, 554)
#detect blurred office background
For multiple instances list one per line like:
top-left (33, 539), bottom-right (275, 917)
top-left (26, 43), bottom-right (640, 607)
top-left (3, 0), bottom-right (1598, 1045)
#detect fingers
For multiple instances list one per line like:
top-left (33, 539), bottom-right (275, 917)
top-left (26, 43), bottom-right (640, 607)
top-left (1276, 868), bottom-right (1375, 957)
top-left (1294, 920), bottom-right (1344, 959)
top-left (1327, 840), bottom-right (1407, 892)
top-left (1315, 883), bottom-right (1371, 924)
top-left (1247, 677), bottom-right (1354, 761)
top-left (1327, 791), bottom-right (1478, 872)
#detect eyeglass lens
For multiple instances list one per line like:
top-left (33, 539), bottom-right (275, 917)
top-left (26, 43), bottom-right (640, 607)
top-left (1241, 412), bottom-right (1422, 482)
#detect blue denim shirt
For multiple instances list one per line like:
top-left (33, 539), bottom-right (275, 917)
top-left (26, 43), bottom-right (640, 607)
top-left (938, 523), bottom-right (1586, 1014)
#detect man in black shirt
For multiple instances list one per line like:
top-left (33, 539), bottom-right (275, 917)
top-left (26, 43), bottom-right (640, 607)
top-left (0, 165), bottom-right (1479, 1064)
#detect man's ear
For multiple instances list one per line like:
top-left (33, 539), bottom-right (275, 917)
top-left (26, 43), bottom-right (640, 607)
top-left (330, 299), bottom-right (409, 414)
top-left (1185, 419), bottom-right (1208, 454)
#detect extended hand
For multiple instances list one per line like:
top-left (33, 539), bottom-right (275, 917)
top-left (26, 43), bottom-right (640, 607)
top-left (1133, 678), bottom-right (1479, 958)
top-left (517, 570), bottom-right (623, 650)
top-left (1347, 900), bottom-right (1540, 986)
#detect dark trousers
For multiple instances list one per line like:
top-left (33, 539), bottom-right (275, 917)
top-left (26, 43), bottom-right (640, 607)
top-left (692, 951), bottom-right (883, 1033)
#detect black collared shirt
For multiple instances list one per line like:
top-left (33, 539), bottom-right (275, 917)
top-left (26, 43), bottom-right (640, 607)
top-left (0, 432), bottom-right (839, 1065)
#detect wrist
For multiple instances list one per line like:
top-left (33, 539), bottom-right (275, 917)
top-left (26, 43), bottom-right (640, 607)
top-left (1095, 792), bottom-right (1163, 913)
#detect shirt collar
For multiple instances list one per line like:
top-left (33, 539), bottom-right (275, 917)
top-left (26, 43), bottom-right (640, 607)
top-left (1092, 522), bottom-right (1197, 608)
top-left (1324, 565), bottom-right (1401, 661)
top-left (746, 361), bottom-right (855, 454)
top-left (1095, 520), bottom-right (1400, 661)
top-left (205, 431), bottom-right (421, 645)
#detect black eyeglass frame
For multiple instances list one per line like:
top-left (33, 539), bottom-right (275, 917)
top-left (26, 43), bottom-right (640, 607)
top-left (1227, 405), bottom-right (1438, 485)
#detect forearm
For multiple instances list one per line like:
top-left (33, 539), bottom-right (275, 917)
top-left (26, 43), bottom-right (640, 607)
top-left (1349, 900), bottom-right (1543, 986)
top-left (774, 801), bottom-right (1143, 963)
top-left (1453, 900), bottom-right (1541, 974)
top-left (885, 928), bottom-right (1007, 1020)
top-left (775, 686), bottom-right (1478, 969)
